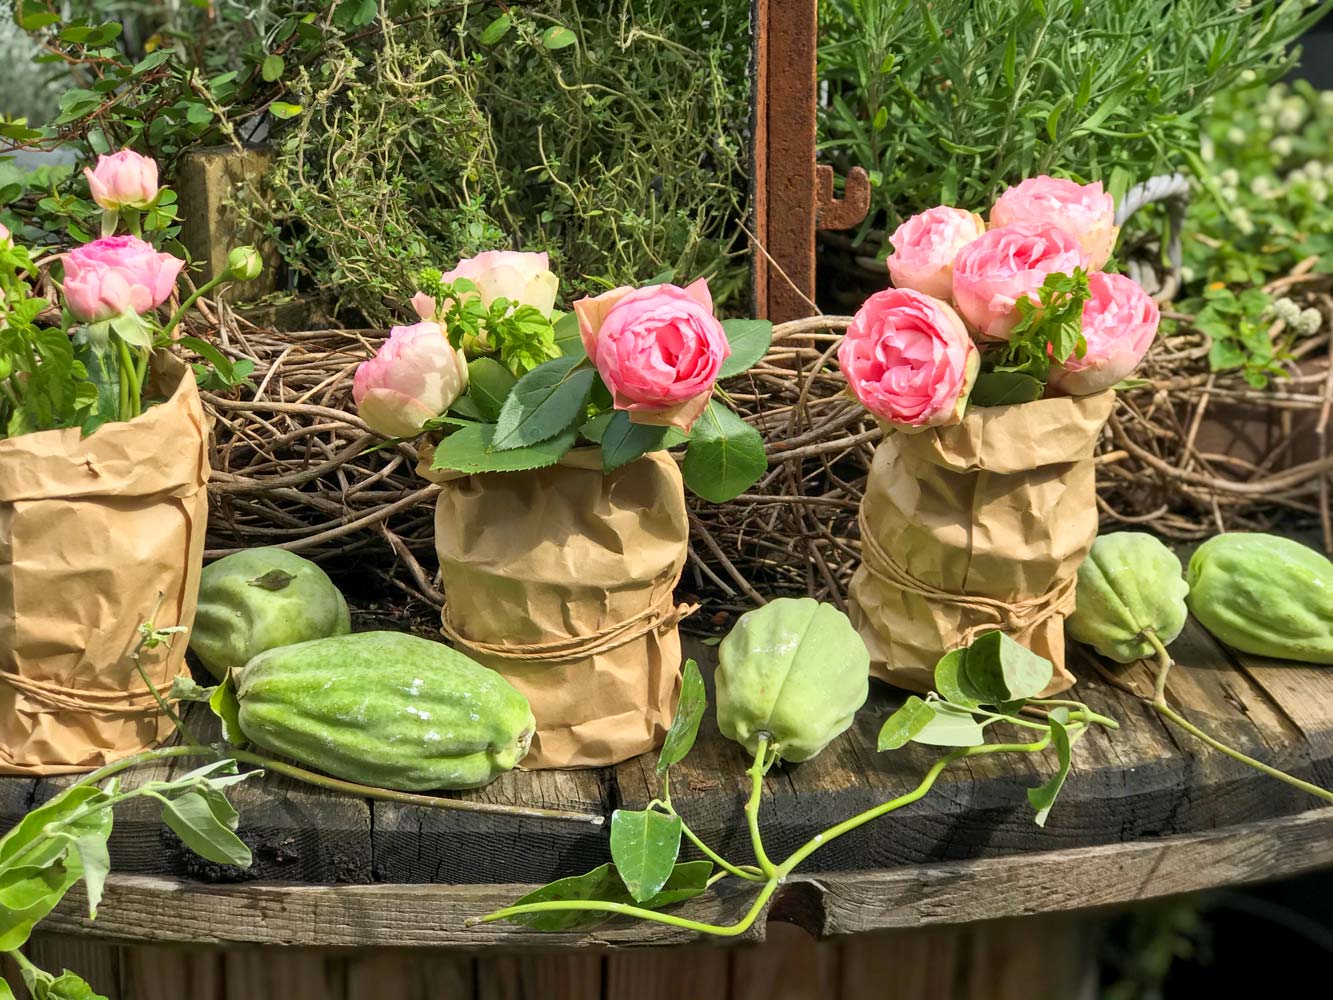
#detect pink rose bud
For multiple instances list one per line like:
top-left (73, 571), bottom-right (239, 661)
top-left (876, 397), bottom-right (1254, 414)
top-left (574, 278), bottom-right (730, 431)
top-left (352, 322), bottom-right (469, 438)
top-left (0, 222), bottom-right (10, 248)
top-left (990, 175), bottom-right (1118, 271)
top-left (952, 223), bottom-right (1086, 341)
top-left (838, 288), bottom-right (979, 430)
top-left (62, 235), bottom-right (184, 323)
top-left (886, 206), bottom-right (986, 300)
top-left (441, 250), bottom-right (558, 316)
top-left (410, 290), bottom-right (438, 322)
top-left (84, 150), bottom-right (160, 212)
top-left (1049, 272), bottom-right (1159, 396)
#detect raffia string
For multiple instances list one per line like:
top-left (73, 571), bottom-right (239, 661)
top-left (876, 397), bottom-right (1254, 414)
top-left (1, 670), bottom-right (181, 715)
top-left (440, 596), bottom-right (699, 664)
top-left (856, 513), bottom-right (1078, 649)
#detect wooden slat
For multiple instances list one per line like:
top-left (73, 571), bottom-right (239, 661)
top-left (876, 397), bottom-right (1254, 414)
top-left (34, 805), bottom-right (1333, 950)
top-left (345, 951), bottom-right (476, 1000)
top-left (605, 943), bottom-right (731, 999)
top-left (117, 943), bottom-right (225, 1000)
top-left (475, 953), bottom-right (602, 1000)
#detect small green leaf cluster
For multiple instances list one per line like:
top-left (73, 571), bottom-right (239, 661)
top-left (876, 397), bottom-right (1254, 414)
top-left (429, 313), bottom-right (771, 502)
top-left (971, 269), bottom-right (1091, 407)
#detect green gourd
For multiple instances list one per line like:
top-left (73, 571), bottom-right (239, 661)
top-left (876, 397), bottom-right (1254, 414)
top-left (1186, 533), bottom-right (1333, 664)
top-left (1068, 532), bottom-right (1189, 662)
top-left (234, 632), bottom-right (535, 791)
top-left (715, 598), bottom-right (869, 763)
top-left (191, 548), bottom-right (351, 680)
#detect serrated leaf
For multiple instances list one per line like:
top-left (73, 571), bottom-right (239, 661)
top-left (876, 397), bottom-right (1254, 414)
top-left (542, 25), bottom-right (576, 49)
top-left (681, 400), bottom-right (766, 502)
top-left (552, 311), bottom-right (586, 359)
top-left (963, 631), bottom-right (1053, 703)
top-left (601, 411), bottom-right (670, 472)
top-left (492, 355), bottom-right (593, 450)
top-left (465, 357), bottom-right (517, 422)
top-left (1028, 710), bottom-right (1072, 827)
top-left (911, 702), bottom-right (987, 748)
top-left (608, 809), bottom-right (683, 903)
top-left (432, 423), bottom-right (577, 474)
top-left (248, 569), bottom-right (295, 591)
top-left (877, 696), bottom-right (936, 751)
top-left (500, 860), bottom-right (710, 931)
top-left (658, 659), bottom-right (706, 772)
top-left (717, 319), bottom-right (772, 379)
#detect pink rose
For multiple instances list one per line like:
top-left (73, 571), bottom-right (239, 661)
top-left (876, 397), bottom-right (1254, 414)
top-left (951, 223), bottom-right (1086, 341)
top-left (574, 279), bottom-right (729, 431)
top-left (838, 288), bottom-right (979, 429)
top-left (84, 150), bottom-right (160, 212)
top-left (0, 222), bottom-right (10, 248)
top-left (1049, 272), bottom-right (1159, 396)
top-left (886, 206), bottom-right (986, 300)
top-left (353, 322), bottom-right (469, 438)
top-left (990, 176), bottom-right (1118, 270)
top-left (62, 235), bottom-right (184, 322)
top-left (410, 290), bottom-right (438, 322)
top-left (442, 250), bottom-right (558, 316)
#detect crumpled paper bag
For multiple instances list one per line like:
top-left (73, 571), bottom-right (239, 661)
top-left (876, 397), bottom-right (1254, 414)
top-left (0, 354), bottom-right (209, 774)
top-left (848, 391), bottom-right (1116, 696)
top-left (429, 448), bottom-right (692, 769)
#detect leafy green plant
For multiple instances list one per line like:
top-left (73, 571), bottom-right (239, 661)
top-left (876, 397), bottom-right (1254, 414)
top-left (468, 632), bottom-right (1120, 937)
top-left (818, 0), bottom-right (1329, 243)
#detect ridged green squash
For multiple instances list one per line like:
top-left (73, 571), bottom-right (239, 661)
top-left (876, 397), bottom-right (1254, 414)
top-left (716, 598), bottom-right (869, 763)
top-left (1068, 532), bottom-right (1189, 662)
top-left (1186, 533), bottom-right (1333, 664)
top-left (235, 632), bottom-right (536, 791)
top-left (191, 548), bottom-right (351, 680)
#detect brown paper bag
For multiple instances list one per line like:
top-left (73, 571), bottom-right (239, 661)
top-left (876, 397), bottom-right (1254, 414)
top-left (0, 354), bottom-right (210, 775)
top-left (430, 449), bottom-right (692, 769)
top-left (848, 391), bottom-right (1116, 696)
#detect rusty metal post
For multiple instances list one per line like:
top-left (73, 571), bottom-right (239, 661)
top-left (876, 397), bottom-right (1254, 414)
top-left (752, 0), bottom-right (869, 322)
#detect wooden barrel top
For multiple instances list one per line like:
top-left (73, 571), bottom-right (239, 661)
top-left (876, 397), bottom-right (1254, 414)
top-left (5, 613), bottom-right (1333, 949)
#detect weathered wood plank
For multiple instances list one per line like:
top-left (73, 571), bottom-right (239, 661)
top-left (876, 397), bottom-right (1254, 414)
top-left (35, 806), bottom-right (1333, 950)
top-left (476, 953), bottom-right (602, 1000)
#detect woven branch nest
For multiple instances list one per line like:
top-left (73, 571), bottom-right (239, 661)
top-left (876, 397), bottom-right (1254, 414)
top-left (196, 274), bottom-right (1333, 614)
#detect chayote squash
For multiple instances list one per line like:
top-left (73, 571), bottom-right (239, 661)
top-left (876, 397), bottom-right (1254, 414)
top-left (716, 598), bottom-right (869, 763)
top-left (1068, 532), bottom-right (1189, 662)
top-left (235, 631), bottom-right (536, 791)
top-left (191, 547), bottom-right (351, 680)
top-left (1186, 533), bottom-right (1333, 664)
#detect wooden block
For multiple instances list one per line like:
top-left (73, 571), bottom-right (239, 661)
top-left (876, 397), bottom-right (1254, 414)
top-left (174, 145), bottom-right (280, 294)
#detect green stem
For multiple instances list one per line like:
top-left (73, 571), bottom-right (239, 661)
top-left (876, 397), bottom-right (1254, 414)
top-left (1144, 631), bottom-right (1333, 805)
top-left (70, 744), bottom-right (207, 788)
top-left (469, 876), bottom-right (781, 938)
top-left (7, 949), bottom-right (40, 978)
top-left (116, 336), bottom-right (141, 420)
top-left (161, 273), bottom-right (228, 341)
top-left (776, 736), bottom-right (1053, 878)
top-left (680, 819), bottom-right (765, 883)
top-left (744, 737), bottom-right (778, 880)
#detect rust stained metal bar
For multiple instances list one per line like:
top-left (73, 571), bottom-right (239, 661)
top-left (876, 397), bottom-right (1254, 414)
top-left (752, 0), bottom-right (869, 322)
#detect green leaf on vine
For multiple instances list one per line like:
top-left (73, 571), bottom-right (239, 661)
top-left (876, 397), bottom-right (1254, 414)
top-left (609, 808), bottom-right (683, 903)
top-left (877, 695), bottom-right (936, 751)
top-left (658, 659), bottom-right (706, 773)
top-left (1028, 709), bottom-right (1072, 827)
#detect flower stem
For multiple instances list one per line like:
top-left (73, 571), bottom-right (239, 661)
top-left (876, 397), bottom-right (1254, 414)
top-left (1144, 631), bottom-right (1333, 804)
top-left (162, 273), bottom-right (228, 341)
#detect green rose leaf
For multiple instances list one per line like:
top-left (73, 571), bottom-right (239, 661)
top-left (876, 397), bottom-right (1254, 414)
top-left (877, 695), bottom-right (936, 751)
top-left (969, 372), bottom-right (1044, 407)
top-left (1028, 709), bottom-right (1072, 827)
top-left (609, 808), bottom-right (683, 903)
top-left (499, 860), bottom-right (711, 931)
top-left (717, 319), bottom-right (773, 379)
top-left (466, 357), bottom-right (517, 422)
top-left (681, 400), bottom-right (766, 502)
top-left (601, 411), bottom-right (670, 472)
top-left (657, 659), bottom-right (706, 773)
top-left (553, 311), bottom-right (586, 360)
top-left (910, 702), bottom-right (987, 748)
top-left (432, 423), bottom-right (577, 474)
top-left (963, 631), bottom-right (1053, 704)
top-left (492, 355), bottom-right (594, 450)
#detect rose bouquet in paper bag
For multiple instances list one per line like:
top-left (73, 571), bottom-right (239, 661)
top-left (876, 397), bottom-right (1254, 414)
top-left (355, 253), bottom-right (772, 768)
top-left (0, 151), bottom-right (261, 774)
top-left (842, 176), bottom-right (1160, 696)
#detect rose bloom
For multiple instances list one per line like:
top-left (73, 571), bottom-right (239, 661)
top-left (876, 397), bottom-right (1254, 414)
top-left (990, 176), bottom-right (1118, 270)
top-left (951, 223), bottom-right (1086, 340)
top-left (1049, 272), bottom-right (1159, 396)
top-left (0, 221), bottom-right (10, 248)
top-left (84, 150), bottom-right (160, 212)
top-left (886, 206), bottom-right (986, 300)
top-left (62, 235), bottom-right (184, 323)
top-left (429, 250), bottom-right (559, 317)
top-left (574, 278), bottom-right (729, 431)
top-left (353, 322), bottom-right (469, 438)
top-left (838, 287), bottom-right (979, 430)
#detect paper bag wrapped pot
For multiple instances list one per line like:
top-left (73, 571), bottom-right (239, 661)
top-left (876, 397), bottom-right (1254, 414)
top-left (848, 391), bottom-right (1116, 696)
top-left (0, 354), bottom-right (209, 774)
top-left (430, 449), bottom-right (693, 769)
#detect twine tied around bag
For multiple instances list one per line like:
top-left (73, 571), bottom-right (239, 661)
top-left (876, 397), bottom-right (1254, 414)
top-left (857, 514), bottom-right (1078, 650)
top-left (440, 594), bottom-right (699, 665)
top-left (0, 668), bottom-right (181, 716)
